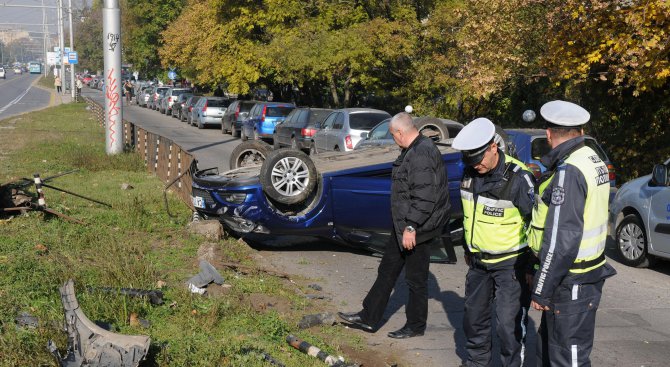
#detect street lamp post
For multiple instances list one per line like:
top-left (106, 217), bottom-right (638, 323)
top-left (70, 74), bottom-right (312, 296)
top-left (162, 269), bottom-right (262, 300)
top-left (103, 0), bottom-right (122, 155)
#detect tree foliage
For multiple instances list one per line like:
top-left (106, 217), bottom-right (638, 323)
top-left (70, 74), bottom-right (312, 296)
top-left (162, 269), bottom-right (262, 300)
top-left (74, 0), bottom-right (104, 73)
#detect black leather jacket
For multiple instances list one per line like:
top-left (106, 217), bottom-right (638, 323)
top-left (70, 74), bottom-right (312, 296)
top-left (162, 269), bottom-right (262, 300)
top-left (390, 134), bottom-right (450, 248)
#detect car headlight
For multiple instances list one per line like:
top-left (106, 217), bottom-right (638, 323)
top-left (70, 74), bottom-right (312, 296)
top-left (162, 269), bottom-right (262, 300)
top-left (220, 193), bottom-right (247, 204)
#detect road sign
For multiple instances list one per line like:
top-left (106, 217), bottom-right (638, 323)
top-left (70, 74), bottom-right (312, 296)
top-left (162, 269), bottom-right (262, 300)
top-left (68, 52), bottom-right (78, 65)
top-left (64, 47), bottom-right (71, 54)
top-left (168, 70), bottom-right (177, 80)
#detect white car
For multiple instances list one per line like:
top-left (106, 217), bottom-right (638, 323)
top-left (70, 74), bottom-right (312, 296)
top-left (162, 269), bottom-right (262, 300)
top-left (0, 67), bottom-right (5, 79)
top-left (14, 67), bottom-right (22, 75)
top-left (609, 158), bottom-right (670, 267)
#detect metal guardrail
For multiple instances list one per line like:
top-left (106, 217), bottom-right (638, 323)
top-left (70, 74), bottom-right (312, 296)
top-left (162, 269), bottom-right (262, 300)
top-left (84, 97), bottom-right (194, 209)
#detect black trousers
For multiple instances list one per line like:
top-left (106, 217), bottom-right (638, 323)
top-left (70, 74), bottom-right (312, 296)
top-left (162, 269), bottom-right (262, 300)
top-left (463, 263), bottom-right (529, 367)
top-left (361, 231), bottom-right (432, 332)
top-left (536, 279), bottom-right (604, 367)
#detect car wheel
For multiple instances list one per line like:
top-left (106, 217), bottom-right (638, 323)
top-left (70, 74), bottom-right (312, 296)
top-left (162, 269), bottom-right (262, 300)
top-left (229, 140), bottom-right (274, 169)
top-left (494, 124), bottom-right (509, 154)
top-left (260, 149), bottom-right (317, 205)
top-left (309, 143), bottom-right (317, 156)
top-left (415, 116), bottom-right (449, 142)
top-left (616, 214), bottom-right (656, 268)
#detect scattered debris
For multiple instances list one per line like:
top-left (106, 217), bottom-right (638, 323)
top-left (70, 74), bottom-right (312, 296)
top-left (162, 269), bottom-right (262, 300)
top-left (305, 294), bottom-right (332, 300)
top-left (187, 260), bottom-right (225, 288)
top-left (48, 279), bottom-right (151, 367)
top-left (129, 313), bottom-right (151, 329)
top-left (241, 347), bottom-right (286, 367)
top-left (308, 283), bottom-right (323, 291)
top-left (120, 183), bottom-right (134, 190)
top-left (34, 243), bottom-right (49, 253)
top-left (187, 220), bottom-right (223, 240)
top-left (298, 313), bottom-right (337, 329)
top-left (15, 311), bottom-right (39, 329)
top-left (187, 283), bottom-right (207, 295)
top-left (156, 280), bottom-right (166, 289)
top-left (86, 286), bottom-right (164, 305)
top-left (286, 335), bottom-right (357, 367)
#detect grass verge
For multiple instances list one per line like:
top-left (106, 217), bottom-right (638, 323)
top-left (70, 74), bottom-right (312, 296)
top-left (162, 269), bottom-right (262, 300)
top-left (38, 74), bottom-right (55, 90)
top-left (0, 104), bottom-right (378, 366)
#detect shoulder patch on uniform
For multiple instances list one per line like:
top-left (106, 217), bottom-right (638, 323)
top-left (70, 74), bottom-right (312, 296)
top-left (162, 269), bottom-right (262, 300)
top-left (551, 186), bottom-right (565, 205)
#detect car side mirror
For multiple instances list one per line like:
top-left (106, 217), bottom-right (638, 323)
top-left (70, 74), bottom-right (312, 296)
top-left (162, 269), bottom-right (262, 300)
top-left (651, 164), bottom-right (669, 186)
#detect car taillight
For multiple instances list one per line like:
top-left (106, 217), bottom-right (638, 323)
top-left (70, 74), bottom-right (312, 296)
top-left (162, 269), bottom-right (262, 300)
top-left (202, 101), bottom-right (207, 112)
top-left (345, 135), bottom-right (353, 150)
top-left (527, 163), bottom-right (542, 179)
top-left (261, 106), bottom-right (267, 122)
top-left (301, 128), bottom-right (316, 137)
top-left (188, 106), bottom-right (192, 112)
top-left (235, 104), bottom-right (240, 119)
top-left (168, 97), bottom-right (172, 102)
top-left (607, 163), bottom-right (616, 182)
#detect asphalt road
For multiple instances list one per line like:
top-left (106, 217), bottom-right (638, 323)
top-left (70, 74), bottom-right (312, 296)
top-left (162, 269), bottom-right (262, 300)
top-left (82, 87), bottom-right (670, 366)
top-left (0, 72), bottom-right (51, 121)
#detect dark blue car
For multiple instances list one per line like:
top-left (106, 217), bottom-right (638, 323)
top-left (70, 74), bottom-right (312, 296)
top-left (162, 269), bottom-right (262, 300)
top-left (241, 102), bottom-right (296, 142)
top-left (192, 144), bottom-right (465, 259)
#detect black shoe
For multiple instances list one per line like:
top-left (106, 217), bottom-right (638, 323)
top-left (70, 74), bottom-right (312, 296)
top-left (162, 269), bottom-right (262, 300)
top-left (337, 311), bottom-right (374, 331)
top-left (387, 326), bottom-right (424, 339)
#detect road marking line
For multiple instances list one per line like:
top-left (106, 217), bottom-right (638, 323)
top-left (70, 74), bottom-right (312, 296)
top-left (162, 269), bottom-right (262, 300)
top-left (0, 87), bottom-right (31, 115)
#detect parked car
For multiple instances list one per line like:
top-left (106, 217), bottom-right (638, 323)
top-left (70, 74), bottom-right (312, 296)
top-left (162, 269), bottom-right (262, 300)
top-left (505, 129), bottom-right (617, 196)
top-left (356, 116), bottom-right (463, 149)
top-left (171, 93), bottom-right (193, 119)
top-left (137, 87), bottom-right (152, 107)
top-left (241, 102), bottom-right (296, 142)
top-left (149, 87), bottom-right (169, 110)
top-left (310, 108), bottom-right (390, 153)
top-left (221, 100), bottom-right (258, 137)
top-left (161, 87), bottom-right (192, 115)
top-left (182, 96), bottom-right (202, 123)
top-left (192, 144), bottom-right (466, 261)
top-left (273, 108), bottom-right (333, 152)
top-left (191, 97), bottom-right (230, 129)
top-left (609, 158), bottom-right (670, 268)
top-left (0, 67), bottom-right (5, 79)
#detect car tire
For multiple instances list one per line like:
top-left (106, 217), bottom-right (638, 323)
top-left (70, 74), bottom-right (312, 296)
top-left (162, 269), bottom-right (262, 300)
top-left (494, 124), bottom-right (509, 154)
top-left (615, 214), bottom-right (656, 268)
top-left (260, 149), bottom-right (317, 205)
top-left (415, 116), bottom-right (449, 142)
top-left (229, 140), bottom-right (274, 169)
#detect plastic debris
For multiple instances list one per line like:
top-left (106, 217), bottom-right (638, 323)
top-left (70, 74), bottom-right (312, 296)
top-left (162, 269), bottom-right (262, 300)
top-left (187, 260), bottom-right (225, 288)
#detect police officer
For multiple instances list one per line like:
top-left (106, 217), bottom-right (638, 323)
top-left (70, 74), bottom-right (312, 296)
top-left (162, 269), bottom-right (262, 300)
top-left (453, 118), bottom-right (535, 367)
top-left (528, 100), bottom-right (617, 366)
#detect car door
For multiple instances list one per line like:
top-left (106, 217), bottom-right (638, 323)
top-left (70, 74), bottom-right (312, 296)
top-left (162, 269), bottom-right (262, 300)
top-left (315, 112), bottom-right (336, 151)
top-left (648, 162), bottom-right (670, 254)
top-left (329, 169), bottom-right (394, 252)
top-left (278, 110), bottom-right (296, 145)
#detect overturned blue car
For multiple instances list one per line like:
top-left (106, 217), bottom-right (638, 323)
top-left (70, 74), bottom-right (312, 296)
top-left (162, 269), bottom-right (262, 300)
top-left (191, 143), bottom-right (465, 260)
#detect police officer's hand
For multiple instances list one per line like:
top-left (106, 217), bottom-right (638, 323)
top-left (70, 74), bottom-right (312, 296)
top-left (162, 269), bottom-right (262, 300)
top-left (531, 300), bottom-right (550, 311)
top-left (402, 230), bottom-right (416, 250)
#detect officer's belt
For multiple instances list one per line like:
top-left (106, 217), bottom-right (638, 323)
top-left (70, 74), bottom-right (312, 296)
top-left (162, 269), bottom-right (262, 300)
top-left (472, 247), bottom-right (528, 260)
top-left (570, 252), bottom-right (605, 270)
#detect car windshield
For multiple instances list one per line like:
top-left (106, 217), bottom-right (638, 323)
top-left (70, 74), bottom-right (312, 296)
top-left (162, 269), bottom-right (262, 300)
top-left (349, 113), bottom-right (390, 130)
top-left (207, 99), bottom-right (230, 107)
top-left (172, 89), bottom-right (190, 96)
top-left (266, 106), bottom-right (294, 117)
top-left (369, 119), bottom-right (391, 140)
top-left (309, 110), bottom-right (332, 124)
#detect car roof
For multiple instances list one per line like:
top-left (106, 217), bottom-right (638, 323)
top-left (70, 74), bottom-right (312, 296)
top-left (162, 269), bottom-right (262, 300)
top-left (334, 108), bottom-right (389, 114)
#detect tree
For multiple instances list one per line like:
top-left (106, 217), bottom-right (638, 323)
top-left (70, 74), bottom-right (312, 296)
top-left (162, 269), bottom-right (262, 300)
top-left (74, 0), bottom-right (104, 73)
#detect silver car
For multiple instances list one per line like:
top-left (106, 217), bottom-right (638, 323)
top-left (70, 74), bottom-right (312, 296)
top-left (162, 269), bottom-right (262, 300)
top-left (160, 87), bottom-right (192, 115)
top-left (191, 97), bottom-right (230, 129)
top-left (609, 157), bottom-right (670, 267)
top-left (309, 108), bottom-right (390, 153)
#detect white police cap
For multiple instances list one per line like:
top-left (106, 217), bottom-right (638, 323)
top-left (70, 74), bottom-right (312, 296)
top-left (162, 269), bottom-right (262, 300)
top-left (540, 100), bottom-right (590, 126)
top-left (452, 118), bottom-right (495, 151)
top-left (452, 118), bottom-right (496, 166)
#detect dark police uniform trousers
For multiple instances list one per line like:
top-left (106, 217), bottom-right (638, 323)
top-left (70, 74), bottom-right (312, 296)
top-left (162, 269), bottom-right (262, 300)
top-left (464, 255), bottom-right (530, 367)
top-left (361, 231), bottom-right (434, 333)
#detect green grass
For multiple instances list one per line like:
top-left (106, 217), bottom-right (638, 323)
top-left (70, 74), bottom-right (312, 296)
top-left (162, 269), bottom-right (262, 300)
top-left (38, 74), bottom-right (55, 90)
top-left (0, 104), bottom-right (370, 366)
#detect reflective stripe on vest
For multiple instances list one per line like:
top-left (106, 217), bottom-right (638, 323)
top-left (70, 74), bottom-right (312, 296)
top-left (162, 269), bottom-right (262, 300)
top-left (527, 146), bottom-right (609, 273)
top-left (461, 155), bottom-right (530, 263)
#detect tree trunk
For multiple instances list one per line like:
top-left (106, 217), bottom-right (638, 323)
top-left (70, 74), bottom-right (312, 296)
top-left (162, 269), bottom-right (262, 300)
top-left (330, 74), bottom-right (340, 107)
top-left (343, 69), bottom-right (353, 108)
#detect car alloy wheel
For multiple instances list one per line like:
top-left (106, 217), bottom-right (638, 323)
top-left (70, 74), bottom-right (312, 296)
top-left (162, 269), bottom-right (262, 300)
top-left (260, 149), bottom-right (317, 205)
top-left (616, 214), bottom-right (655, 268)
top-left (270, 157), bottom-right (310, 197)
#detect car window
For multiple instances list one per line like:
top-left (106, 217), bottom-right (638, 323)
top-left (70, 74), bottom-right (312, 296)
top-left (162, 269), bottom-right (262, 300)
top-left (531, 137), bottom-right (551, 160)
top-left (369, 119), bottom-right (390, 140)
top-left (207, 99), bottom-right (230, 107)
top-left (240, 101), bottom-right (256, 112)
top-left (309, 110), bottom-right (331, 125)
top-left (584, 138), bottom-right (610, 162)
top-left (349, 113), bottom-right (390, 130)
top-left (333, 113), bottom-right (344, 129)
top-left (322, 113), bottom-right (337, 129)
top-left (284, 110), bottom-right (299, 126)
top-left (266, 106), bottom-right (294, 117)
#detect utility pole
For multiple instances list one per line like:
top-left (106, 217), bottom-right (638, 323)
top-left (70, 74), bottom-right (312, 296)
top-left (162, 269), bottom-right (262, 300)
top-left (103, 0), bottom-right (122, 155)
top-left (68, 0), bottom-right (75, 99)
top-left (42, 0), bottom-right (47, 77)
top-left (57, 0), bottom-right (64, 86)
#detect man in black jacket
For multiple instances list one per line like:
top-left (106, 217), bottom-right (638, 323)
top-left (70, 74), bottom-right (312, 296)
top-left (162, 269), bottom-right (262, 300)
top-left (338, 112), bottom-right (450, 339)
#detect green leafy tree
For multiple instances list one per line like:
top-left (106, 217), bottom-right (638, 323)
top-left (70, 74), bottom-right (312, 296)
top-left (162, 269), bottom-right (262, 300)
top-left (74, 0), bottom-right (104, 73)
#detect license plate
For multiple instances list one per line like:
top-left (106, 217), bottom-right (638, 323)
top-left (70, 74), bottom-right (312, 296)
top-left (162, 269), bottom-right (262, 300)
top-left (192, 196), bottom-right (205, 209)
